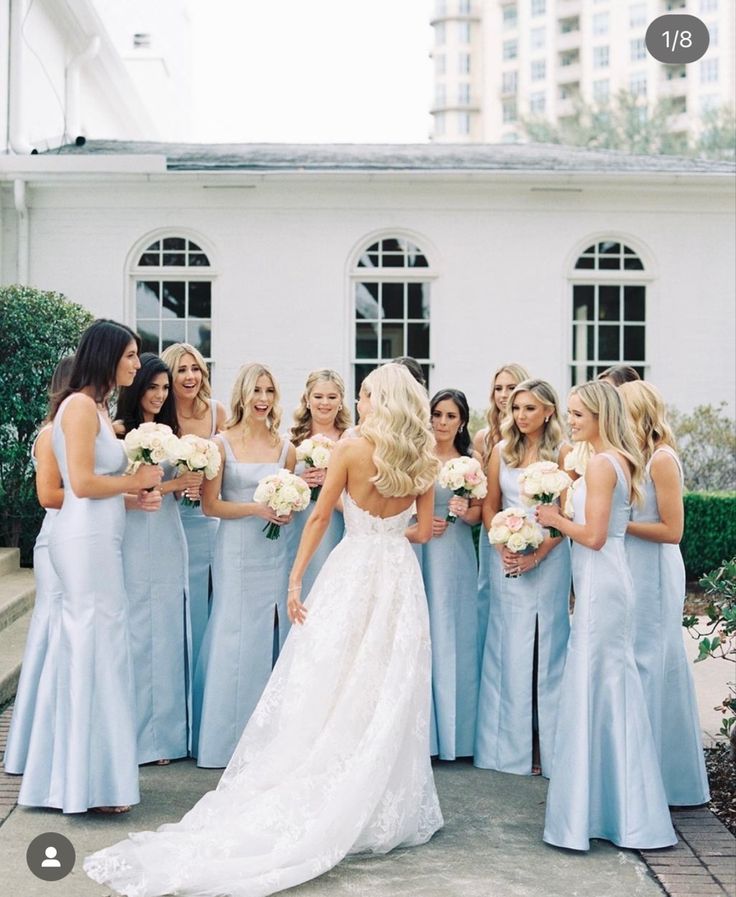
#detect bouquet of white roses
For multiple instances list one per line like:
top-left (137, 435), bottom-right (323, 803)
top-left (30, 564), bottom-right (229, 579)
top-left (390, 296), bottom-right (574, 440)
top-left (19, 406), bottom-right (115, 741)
top-left (518, 460), bottom-right (572, 538)
top-left (488, 507), bottom-right (544, 577)
top-left (253, 469), bottom-right (311, 540)
top-left (172, 434), bottom-right (222, 507)
top-left (295, 434), bottom-right (335, 501)
top-left (123, 422), bottom-right (181, 470)
top-left (437, 456), bottom-right (488, 523)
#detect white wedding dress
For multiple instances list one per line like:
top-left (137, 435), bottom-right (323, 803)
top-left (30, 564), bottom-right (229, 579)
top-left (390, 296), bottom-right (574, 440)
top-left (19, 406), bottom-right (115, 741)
top-left (84, 492), bottom-right (443, 897)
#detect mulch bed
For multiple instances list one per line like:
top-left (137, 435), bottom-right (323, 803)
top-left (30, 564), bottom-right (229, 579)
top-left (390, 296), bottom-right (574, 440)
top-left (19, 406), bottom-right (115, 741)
top-left (705, 744), bottom-right (736, 836)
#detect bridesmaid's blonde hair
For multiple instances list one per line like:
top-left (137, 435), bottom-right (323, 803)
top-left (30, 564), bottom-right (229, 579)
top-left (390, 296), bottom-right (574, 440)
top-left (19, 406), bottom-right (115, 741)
top-left (619, 381), bottom-right (677, 466)
top-left (572, 380), bottom-right (645, 505)
top-left (161, 342), bottom-right (212, 420)
top-left (290, 369), bottom-right (352, 446)
top-left (481, 362), bottom-right (530, 466)
top-left (359, 364), bottom-right (439, 497)
top-left (225, 363), bottom-right (282, 445)
top-left (500, 379), bottom-right (565, 468)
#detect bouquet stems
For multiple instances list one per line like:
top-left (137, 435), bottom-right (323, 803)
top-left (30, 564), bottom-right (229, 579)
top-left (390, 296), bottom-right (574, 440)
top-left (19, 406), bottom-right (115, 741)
top-left (539, 496), bottom-right (561, 538)
top-left (262, 521), bottom-right (281, 540)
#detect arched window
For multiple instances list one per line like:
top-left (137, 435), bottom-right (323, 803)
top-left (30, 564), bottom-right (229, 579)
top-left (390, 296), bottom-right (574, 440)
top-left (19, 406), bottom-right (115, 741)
top-left (351, 236), bottom-right (433, 399)
top-left (570, 240), bottom-right (646, 385)
top-left (132, 236), bottom-right (213, 360)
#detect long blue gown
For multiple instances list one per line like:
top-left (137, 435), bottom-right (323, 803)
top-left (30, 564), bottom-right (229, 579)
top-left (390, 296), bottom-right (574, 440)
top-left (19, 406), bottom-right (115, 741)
top-left (4, 427), bottom-right (62, 774)
top-left (625, 446), bottom-right (709, 806)
top-left (544, 453), bottom-right (677, 850)
top-left (193, 435), bottom-right (292, 768)
top-left (179, 399), bottom-right (219, 694)
top-left (19, 397), bottom-right (139, 812)
top-left (123, 460), bottom-right (189, 765)
top-left (418, 481), bottom-right (479, 759)
top-left (475, 452), bottom-right (571, 775)
top-left (476, 527), bottom-right (492, 676)
top-left (286, 459), bottom-right (344, 599)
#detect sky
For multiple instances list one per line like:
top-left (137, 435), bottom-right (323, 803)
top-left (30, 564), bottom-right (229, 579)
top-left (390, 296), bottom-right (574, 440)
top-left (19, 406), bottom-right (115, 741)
top-left (186, 0), bottom-right (435, 143)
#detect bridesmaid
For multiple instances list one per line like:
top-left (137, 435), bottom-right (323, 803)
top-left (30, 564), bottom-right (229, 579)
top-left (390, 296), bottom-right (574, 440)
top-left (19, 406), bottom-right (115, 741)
top-left (472, 363), bottom-right (530, 670)
top-left (538, 380), bottom-right (676, 850)
top-left (421, 389), bottom-right (481, 759)
top-left (4, 356), bottom-right (73, 774)
top-left (18, 320), bottom-right (162, 814)
top-left (288, 370), bottom-right (352, 597)
top-left (194, 363), bottom-right (296, 768)
top-left (597, 364), bottom-right (641, 386)
top-left (475, 379), bottom-right (571, 777)
top-left (161, 344), bottom-right (226, 685)
top-left (116, 354), bottom-right (204, 766)
top-left (620, 380), bottom-right (709, 806)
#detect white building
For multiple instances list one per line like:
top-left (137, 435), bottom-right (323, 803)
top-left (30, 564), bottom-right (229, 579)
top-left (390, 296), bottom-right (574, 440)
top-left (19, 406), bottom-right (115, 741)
top-left (1, 142), bottom-right (733, 417)
top-left (1, 0), bottom-right (190, 154)
top-left (430, 0), bottom-right (736, 144)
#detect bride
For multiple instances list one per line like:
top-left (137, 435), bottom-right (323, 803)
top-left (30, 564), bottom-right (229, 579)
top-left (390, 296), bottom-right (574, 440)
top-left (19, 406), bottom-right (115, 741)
top-left (85, 363), bottom-right (444, 897)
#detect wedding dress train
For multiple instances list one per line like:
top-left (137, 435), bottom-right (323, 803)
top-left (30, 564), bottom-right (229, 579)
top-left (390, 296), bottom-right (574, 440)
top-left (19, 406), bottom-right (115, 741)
top-left (85, 492), bottom-right (443, 897)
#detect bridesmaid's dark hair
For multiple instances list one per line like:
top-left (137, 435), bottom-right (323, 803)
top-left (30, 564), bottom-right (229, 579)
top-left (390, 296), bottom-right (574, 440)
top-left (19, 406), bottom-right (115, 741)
top-left (116, 353), bottom-right (179, 435)
top-left (597, 365), bottom-right (641, 386)
top-left (392, 356), bottom-right (427, 389)
top-left (430, 389), bottom-right (472, 457)
top-left (53, 319), bottom-right (141, 408)
top-left (44, 355), bottom-right (75, 422)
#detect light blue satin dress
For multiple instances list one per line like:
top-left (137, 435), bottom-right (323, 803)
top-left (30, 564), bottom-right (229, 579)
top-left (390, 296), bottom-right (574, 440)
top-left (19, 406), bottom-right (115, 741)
top-left (418, 481), bottom-right (479, 759)
top-left (19, 398), bottom-right (139, 812)
top-left (475, 452), bottom-right (571, 776)
top-left (123, 460), bottom-right (189, 765)
top-left (626, 447), bottom-right (709, 806)
top-left (544, 453), bottom-right (677, 850)
top-left (287, 459), bottom-right (344, 599)
top-left (476, 529), bottom-right (492, 675)
top-left (4, 427), bottom-right (62, 774)
top-left (193, 435), bottom-right (292, 768)
top-left (179, 399), bottom-right (219, 688)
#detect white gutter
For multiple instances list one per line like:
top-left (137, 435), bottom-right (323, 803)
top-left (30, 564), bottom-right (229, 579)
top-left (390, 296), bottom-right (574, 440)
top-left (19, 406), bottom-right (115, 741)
top-left (13, 178), bottom-right (29, 283)
top-left (66, 35), bottom-right (100, 141)
top-left (9, 0), bottom-right (32, 155)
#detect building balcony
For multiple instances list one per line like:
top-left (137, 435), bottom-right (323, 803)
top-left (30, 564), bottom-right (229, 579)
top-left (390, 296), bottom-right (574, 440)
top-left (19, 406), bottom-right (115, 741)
top-left (658, 76), bottom-right (688, 98)
top-left (557, 30), bottom-right (581, 52)
top-left (430, 100), bottom-right (481, 114)
top-left (557, 63), bottom-right (581, 83)
top-left (557, 0), bottom-right (582, 16)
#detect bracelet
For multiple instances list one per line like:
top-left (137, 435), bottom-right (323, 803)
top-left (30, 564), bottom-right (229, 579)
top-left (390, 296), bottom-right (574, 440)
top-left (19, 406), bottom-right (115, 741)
top-left (287, 584), bottom-right (302, 592)
top-left (533, 553), bottom-right (539, 568)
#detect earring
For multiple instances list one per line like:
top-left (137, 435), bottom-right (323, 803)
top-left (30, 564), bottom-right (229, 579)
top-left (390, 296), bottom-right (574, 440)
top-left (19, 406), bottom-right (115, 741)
top-left (459, 424), bottom-right (465, 433)
top-left (544, 417), bottom-right (550, 423)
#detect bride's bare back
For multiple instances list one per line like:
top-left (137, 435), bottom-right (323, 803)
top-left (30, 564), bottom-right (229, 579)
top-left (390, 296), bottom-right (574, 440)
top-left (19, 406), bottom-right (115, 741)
top-left (341, 436), bottom-right (418, 518)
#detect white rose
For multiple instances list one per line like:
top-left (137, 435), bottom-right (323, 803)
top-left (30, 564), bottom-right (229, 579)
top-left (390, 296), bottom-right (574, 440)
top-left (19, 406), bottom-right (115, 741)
top-left (506, 532), bottom-right (527, 553)
top-left (489, 524), bottom-right (511, 544)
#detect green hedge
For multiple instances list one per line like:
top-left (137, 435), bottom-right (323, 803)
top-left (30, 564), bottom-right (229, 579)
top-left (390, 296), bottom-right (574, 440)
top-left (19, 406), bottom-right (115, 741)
top-left (682, 492), bottom-right (736, 580)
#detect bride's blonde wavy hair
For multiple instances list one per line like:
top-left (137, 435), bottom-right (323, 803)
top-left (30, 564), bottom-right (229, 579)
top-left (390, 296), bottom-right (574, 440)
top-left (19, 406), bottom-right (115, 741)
top-left (500, 379), bottom-right (565, 468)
top-left (618, 380), bottom-right (677, 466)
top-left (290, 369), bottom-right (352, 446)
top-left (225, 362), bottom-right (282, 445)
top-left (572, 380), bottom-right (645, 505)
top-left (359, 364), bottom-right (440, 497)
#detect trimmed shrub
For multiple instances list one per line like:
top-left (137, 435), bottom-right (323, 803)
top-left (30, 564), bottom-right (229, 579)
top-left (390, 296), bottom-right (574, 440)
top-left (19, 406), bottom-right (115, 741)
top-left (670, 403), bottom-right (736, 492)
top-left (0, 285), bottom-right (93, 564)
top-left (681, 492), bottom-right (736, 580)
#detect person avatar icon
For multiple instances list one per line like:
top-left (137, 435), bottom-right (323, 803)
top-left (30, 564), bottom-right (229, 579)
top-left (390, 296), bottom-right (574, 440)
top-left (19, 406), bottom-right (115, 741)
top-left (41, 846), bottom-right (61, 868)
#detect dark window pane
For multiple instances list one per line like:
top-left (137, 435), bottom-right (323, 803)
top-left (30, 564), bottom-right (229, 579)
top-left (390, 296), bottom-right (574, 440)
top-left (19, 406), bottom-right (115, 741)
top-left (407, 282), bottom-right (429, 318)
top-left (633, 365), bottom-right (645, 379)
top-left (381, 238), bottom-right (403, 253)
top-left (146, 240), bottom-right (160, 251)
top-left (407, 323), bottom-right (430, 359)
top-left (139, 327), bottom-right (159, 355)
top-left (355, 282), bottom-right (379, 320)
top-left (421, 364), bottom-right (431, 392)
top-left (599, 256), bottom-right (621, 270)
top-left (381, 322), bottom-right (404, 358)
top-left (355, 322), bottom-right (379, 359)
top-left (162, 252), bottom-right (186, 266)
top-left (162, 282), bottom-right (186, 318)
top-left (188, 241), bottom-right (202, 251)
top-left (574, 256), bottom-right (594, 269)
top-left (599, 241), bottom-right (620, 254)
top-left (357, 252), bottom-right (379, 268)
top-left (382, 253), bottom-right (406, 268)
top-left (598, 325), bottom-right (620, 360)
top-left (191, 322), bottom-right (211, 358)
top-left (139, 252), bottom-right (160, 267)
top-left (624, 285), bottom-right (645, 321)
top-left (163, 237), bottom-right (186, 250)
top-left (381, 283), bottom-right (404, 318)
top-left (136, 281), bottom-right (160, 317)
top-left (624, 326), bottom-right (645, 360)
top-left (573, 284), bottom-right (594, 319)
top-left (571, 323), bottom-right (593, 361)
top-left (354, 363), bottom-right (377, 407)
top-left (599, 285), bottom-right (620, 320)
top-left (408, 252), bottom-right (429, 268)
top-left (366, 242), bottom-right (379, 253)
top-left (161, 319), bottom-right (186, 348)
top-left (583, 245), bottom-right (595, 254)
top-left (624, 257), bottom-right (644, 270)
top-left (587, 365), bottom-right (597, 381)
top-left (189, 282), bottom-right (211, 318)
top-left (189, 253), bottom-right (210, 267)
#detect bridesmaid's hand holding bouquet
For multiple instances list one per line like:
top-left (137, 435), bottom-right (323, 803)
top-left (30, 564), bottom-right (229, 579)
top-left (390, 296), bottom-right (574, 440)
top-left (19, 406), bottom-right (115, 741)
top-left (488, 507), bottom-right (544, 577)
top-left (295, 435), bottom-right (335, 501)
top-left (518, 461), bottom-right (572, 538)
top-left (123, 422), bottom-right (175, 495)
top-left (437, 456), bottom-right (487, 523)
top-left (173, 434), bottom-right (222, 507)
top-left (254, 469), bottom-right (311, 540)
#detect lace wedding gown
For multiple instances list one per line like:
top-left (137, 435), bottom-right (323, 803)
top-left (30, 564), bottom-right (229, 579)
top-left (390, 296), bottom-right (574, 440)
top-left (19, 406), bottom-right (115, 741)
top-left (85, 492), bottom-right (443, 897)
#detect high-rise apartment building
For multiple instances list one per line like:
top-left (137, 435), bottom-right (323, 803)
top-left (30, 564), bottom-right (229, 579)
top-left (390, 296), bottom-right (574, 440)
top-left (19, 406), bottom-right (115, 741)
top-left (430, 0), bottom-right (735, 143)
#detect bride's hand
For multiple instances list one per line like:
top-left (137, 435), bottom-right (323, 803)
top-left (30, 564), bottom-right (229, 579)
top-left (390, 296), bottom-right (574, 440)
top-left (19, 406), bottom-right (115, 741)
top-left (287, 584), bottom-right (307, 625)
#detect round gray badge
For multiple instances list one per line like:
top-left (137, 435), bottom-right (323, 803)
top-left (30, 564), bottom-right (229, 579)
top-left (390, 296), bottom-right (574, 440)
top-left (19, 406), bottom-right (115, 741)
top-left (645, 14), bottom-right (709, 64)
top-left (26, 832), bottom-right (75, 881)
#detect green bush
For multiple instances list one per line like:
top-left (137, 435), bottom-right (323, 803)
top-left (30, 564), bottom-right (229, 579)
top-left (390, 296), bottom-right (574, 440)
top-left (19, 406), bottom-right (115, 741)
top-left (669, 403), bottom-right (736, 492)
top-left (681, 492), bottom-right (736, 580)
top-left (0, 285), bottom-right (93, 564)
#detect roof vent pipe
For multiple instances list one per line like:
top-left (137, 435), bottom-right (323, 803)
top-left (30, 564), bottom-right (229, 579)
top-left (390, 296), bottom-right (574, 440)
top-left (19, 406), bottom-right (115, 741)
top-left (9, 0), bottom-right (33, 154)
top-left (66, 35), bottom-right (100, 143)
